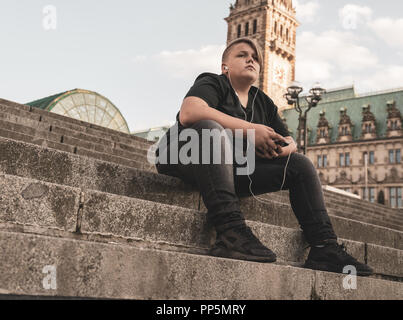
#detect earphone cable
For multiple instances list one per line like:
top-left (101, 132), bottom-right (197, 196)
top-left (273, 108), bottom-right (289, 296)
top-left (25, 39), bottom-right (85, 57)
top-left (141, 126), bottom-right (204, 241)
top-left (227, 69), bottom-right (291, 205)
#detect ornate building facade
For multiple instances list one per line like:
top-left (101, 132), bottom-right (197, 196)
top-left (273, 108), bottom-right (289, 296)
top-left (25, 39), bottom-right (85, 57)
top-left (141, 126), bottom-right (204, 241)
top-left (225, 0), bottom-right (298, 109)
top-left (281, 86), bottom-right (403, 209)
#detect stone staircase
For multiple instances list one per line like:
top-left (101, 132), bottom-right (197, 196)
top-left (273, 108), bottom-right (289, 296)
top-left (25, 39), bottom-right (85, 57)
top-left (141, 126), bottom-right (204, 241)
top-left (0, 97), bottom-right (402, 300)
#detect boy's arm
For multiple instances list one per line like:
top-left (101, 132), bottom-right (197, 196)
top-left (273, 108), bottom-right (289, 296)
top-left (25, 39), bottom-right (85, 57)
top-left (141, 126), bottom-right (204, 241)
top-left (179, 96), bottom-right (254, 137)
top-left (180, 96), bottom-right (288, 156)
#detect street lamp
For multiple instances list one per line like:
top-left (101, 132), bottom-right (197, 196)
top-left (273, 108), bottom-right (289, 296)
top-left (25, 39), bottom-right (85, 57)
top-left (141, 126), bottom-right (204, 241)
top-left (284, 81), bottom-right (326, 154)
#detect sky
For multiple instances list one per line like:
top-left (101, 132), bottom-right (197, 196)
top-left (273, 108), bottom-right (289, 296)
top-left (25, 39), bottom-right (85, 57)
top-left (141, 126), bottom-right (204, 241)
top-left (1, 0), bottom-right (403, 132)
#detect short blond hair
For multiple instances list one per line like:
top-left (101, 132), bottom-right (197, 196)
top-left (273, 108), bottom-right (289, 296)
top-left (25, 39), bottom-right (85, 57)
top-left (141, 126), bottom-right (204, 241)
top-left (222, 37), bottom-right (263, 74)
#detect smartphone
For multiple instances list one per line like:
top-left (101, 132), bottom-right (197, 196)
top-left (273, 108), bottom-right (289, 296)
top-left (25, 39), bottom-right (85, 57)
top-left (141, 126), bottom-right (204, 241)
top-left (276, 141), bottom-right (289, 147)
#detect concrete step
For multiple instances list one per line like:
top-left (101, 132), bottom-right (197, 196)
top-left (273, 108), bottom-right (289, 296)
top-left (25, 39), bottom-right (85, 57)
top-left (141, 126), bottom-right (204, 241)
top-left (256, 189), bottom-right (403, 229)
top-left (0, 107), bottom-right (151, 156)
top-left (0, 172), bottom-right (401, 279)
top-left (2, 98), bottom-right (400, 227)
top-left (0, 116), bottom-right (152, 166)
top-left (268, 189), bottom-right (403, 224)
top-left (0, 99), bottom-right (154, 150)
top-left (3, 105), bottom-right (400, 228)
top-left (0, 230), bottom-right (402, 299)
top-left (1, 136), bottom-right (402, 250)
top-left (0, 127), bottom-right (156, 174)
top-left (319, 191), bottom-right (403, 221)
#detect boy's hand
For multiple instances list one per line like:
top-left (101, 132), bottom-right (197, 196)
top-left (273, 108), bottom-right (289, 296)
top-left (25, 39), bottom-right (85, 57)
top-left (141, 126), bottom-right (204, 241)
top-left (250, 124), bottom-right (287, 160)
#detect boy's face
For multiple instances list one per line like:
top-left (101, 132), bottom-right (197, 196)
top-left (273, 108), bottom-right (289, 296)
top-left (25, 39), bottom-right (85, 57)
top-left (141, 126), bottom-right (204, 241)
top-left (223, 42), bottom-right (261, 83)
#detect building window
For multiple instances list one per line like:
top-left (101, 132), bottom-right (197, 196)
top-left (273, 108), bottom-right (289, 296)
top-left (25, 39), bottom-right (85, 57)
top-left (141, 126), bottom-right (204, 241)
top-left (320, 129), bottom-right (325, 137)
top-left (253, 19), bottom-right (257, 34)
top-left (389, 187), bottom-right (402, 208)
top-left (389, 150), bottom-right (395, 163)
top-left (369, 151), bottom-right (375, 164)
top-left (391, 120), bottom-right (398, 130)
top-left (237, 24), bottom-right (242, 38)
top-left (364, 151), bottom-right (375, 165)
top-left (317, 155), bottom-right (322, 168)
top-left (339, 153), bottom-right (349, 166)
top-left (362, 187), bottom-right (375, 203)
top-left (396, 149), bottom-right (401, 163)
top-left (323, 155), bottom-right (327, 167)
top-left (245, 22), bottom-right (249, 36)
top-left (339, 153), bottom-right (344, 167)
top-left (274, 21), bottom-right (277, 35)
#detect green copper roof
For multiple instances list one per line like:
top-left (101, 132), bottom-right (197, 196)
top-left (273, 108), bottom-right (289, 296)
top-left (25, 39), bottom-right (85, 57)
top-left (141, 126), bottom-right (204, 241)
top-left (26, 90), bottom-right (70, 110)
top-left (282, 86), bottom-right (403, 146)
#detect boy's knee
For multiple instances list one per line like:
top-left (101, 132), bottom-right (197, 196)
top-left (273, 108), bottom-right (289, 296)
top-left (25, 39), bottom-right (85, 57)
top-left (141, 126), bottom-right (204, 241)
top-left (289, 152), bottom-right (316, 173)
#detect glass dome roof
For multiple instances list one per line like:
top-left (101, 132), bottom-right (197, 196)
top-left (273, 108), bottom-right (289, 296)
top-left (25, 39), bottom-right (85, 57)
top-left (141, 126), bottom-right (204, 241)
top-left (26, 89), bottom-right (130, 133)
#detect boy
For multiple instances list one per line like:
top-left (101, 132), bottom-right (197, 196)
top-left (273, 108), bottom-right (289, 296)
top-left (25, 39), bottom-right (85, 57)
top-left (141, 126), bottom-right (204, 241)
top-left (155, 38), bottom-right (373, 276)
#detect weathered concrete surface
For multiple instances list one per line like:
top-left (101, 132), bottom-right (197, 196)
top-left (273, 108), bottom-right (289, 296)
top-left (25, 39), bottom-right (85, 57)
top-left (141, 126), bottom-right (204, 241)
top-left (80, 190), bottom-right (383, 273)
top-left (0, 99), bottom-right (153, 149)
top-left (1, 230), bottom-right (401, 300)
top-left (2, 98), bottom-right (402, 226)
top-left (367, 244), bottom-right (403, 278)
top-left (1, 136), bottom-right (402, 250)
top-left (0, 136), bottom-right (198, 209)
top-left (81, 190), bottom-right (209, 250)
top-left (313, 271), bottom-right (403, 300)
top-left (0, 174), bottom-right (79, 231)
top-left (0, 170), bottom-right (398, 277)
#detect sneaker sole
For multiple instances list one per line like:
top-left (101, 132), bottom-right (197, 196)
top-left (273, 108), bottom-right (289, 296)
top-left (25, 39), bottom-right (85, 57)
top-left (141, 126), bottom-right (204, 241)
top-left (304, 260), bottom-right (373, 277)
top-left (209, 246), bottom-right (277, 263)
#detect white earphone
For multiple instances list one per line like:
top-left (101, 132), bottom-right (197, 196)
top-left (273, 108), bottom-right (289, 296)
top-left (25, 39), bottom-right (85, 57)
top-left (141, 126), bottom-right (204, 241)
top-left (225, 67), bottom-right (291, 205)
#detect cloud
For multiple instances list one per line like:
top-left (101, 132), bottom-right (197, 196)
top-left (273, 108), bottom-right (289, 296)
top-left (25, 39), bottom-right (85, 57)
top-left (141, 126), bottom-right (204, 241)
top-left (339, 4), bottom-right (373, 30)
top-left (296, 30), bottom-right (378, 75)
top-left (294, 0), bottom-right (320, 23)
top-left (359, 65), bottom-right (403, 92)
top-left (135, 45), bottom-right (226, 79)
top-left (296, 30), bottom-right (384, 92)
top-left (368, 18), bottom-right (403, 48)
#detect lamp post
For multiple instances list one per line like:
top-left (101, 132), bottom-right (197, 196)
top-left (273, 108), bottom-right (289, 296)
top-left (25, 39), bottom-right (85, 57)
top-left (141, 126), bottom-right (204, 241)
top-left (284, 82), bottom-right (326, 154)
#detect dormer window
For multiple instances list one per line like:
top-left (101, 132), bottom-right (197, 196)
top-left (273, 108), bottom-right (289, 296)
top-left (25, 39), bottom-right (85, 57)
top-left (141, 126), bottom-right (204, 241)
top-left (316, 110), bottom-right (331, 144)
top-left (386, 100), bottom-right (402, 138)
top-left (337, 107), bottom-right (353, 142)
top-left (361, 104), bottom-right (377, 140)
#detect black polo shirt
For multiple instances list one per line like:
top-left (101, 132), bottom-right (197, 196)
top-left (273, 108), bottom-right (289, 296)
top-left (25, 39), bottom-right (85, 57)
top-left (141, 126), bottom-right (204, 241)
top-left (176, 72), bottom-right (289, 136)
top-left (156, 72), bottom-right (289, 159)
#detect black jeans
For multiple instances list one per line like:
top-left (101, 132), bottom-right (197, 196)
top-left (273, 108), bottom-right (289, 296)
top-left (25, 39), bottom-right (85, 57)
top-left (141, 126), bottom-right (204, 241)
top-left (156, 120), bottom-right (337, 246)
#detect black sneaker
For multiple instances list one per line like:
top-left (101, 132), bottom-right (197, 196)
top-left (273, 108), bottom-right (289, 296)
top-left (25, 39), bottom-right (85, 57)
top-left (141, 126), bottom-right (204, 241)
top-left (304, 240), bottom-right (373, 276)
top-left (209, 224), bottom-right (277, 263)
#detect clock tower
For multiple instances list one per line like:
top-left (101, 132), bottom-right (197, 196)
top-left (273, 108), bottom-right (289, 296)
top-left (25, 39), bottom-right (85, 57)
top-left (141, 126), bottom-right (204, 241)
top-left (225, 0), bottom-right (298, 110)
